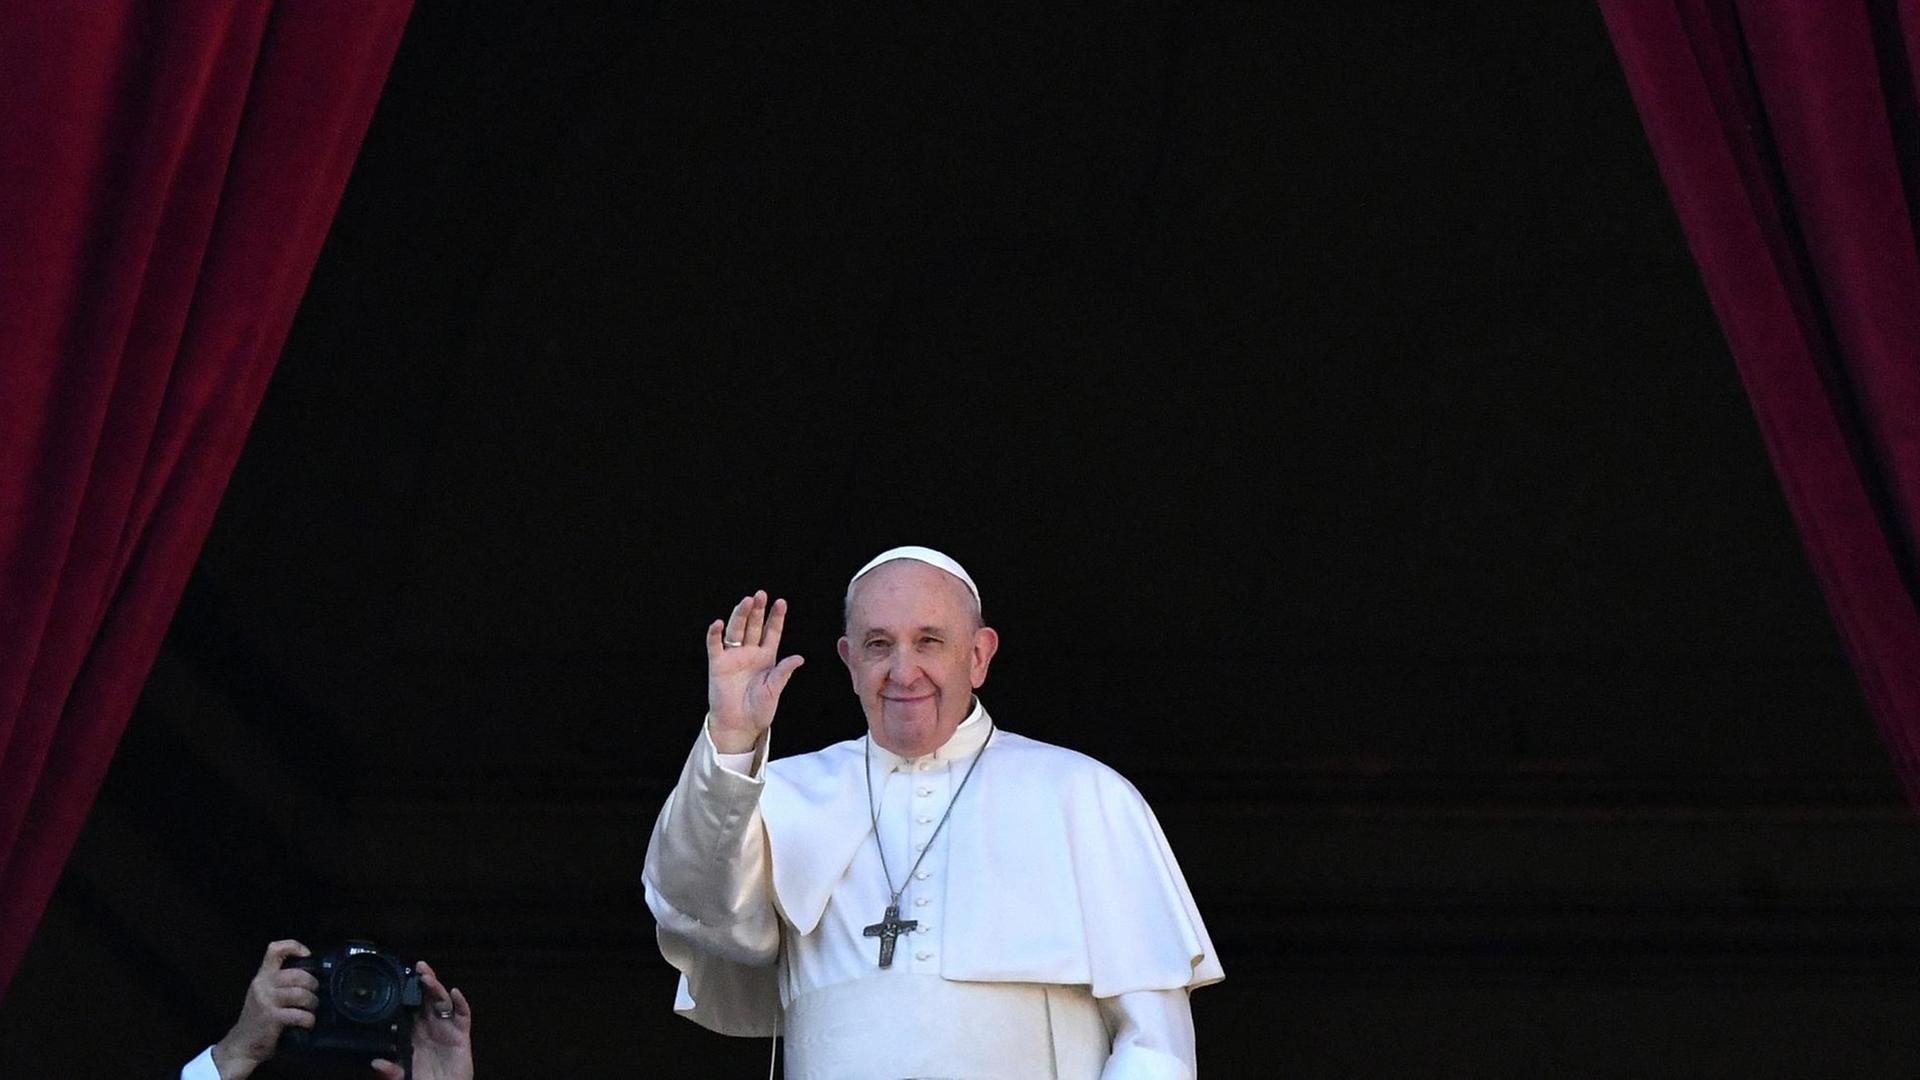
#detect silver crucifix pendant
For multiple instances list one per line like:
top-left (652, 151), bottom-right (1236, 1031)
top-left (861, 902), bottom-right (919, 968)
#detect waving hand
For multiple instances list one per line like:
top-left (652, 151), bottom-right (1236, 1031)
top-left (706, 590), bottom-right (804, 754)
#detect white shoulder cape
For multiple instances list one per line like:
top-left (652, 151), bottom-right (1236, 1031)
top-left (667, 726), bottom-right (1223, 1035)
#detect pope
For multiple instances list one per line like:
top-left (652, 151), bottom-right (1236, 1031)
top-left (643, 546), bottom-right (1223, 1079)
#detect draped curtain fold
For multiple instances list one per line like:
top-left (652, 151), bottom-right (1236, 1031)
top-left (0, 1), bottom-right (412, 999)
top-left (1598, 1), bottom-right (1920, 793)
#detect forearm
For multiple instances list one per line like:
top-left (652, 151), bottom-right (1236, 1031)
top-left (642, 719), bottom-right (780, 963)
top-left (1097, 988), bottom-right (1196, 1080)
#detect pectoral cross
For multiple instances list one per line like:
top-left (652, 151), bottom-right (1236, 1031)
top-left (862, 903), bottom-right (918, 968)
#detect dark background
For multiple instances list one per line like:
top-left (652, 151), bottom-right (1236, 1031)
top-left (7, 2), bottom-right (1920, 1077)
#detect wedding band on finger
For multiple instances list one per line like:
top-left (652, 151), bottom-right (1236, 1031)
top-left (434, 1005), bottom-right (455, 1019)
top-left (723, 639), bottom-right (745, 648)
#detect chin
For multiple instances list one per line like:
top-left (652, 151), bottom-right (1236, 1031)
top-left (874, 712), bottom-right (944, 757)
top-left (882, 725), bottom-right (934, 756)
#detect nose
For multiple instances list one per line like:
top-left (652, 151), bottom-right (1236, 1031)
top-left (886, 648), bottom-right (922, 687)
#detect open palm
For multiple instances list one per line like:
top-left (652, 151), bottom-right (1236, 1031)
top-left (706, 590), bottom-right (804, 752)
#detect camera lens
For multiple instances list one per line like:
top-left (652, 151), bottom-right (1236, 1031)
top-left (334, 955), bottom-right (399, 1023)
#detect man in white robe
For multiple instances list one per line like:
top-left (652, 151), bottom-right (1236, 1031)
top-left (644, 547), bottom-right (1223, 1079)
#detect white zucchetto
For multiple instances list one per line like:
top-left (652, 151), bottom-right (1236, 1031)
top-left (847, 545), bottom-right (981, 608)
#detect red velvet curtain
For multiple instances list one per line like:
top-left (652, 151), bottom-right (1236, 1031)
top-left (1599, 1), bottom-right (1920, 793)
top-left (0, 2), bottom-right (413, 999)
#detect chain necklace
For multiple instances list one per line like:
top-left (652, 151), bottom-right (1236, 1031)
top-left (859, 718), bottom-right (993, 967)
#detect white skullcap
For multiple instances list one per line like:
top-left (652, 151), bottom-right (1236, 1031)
top-left (848, 545), bottom-right (982, 608)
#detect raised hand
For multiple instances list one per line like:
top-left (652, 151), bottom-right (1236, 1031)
top-left (210, 939), bottom-right (318, 1080)
top-left (706, 590), bottom-right (804, 753)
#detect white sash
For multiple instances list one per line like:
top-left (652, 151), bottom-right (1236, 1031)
top-left (781, 975), bottom-right (1108, 1080)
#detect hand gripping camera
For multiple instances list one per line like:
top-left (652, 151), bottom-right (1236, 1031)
top-left (277, 941), bottom-right (423, 1062)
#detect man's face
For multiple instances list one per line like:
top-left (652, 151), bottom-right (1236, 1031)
top-left (837, 559), bottom-right (999, 758)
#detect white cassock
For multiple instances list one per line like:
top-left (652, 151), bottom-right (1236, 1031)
top-left (644, 700), bottom-right (1224, 1079)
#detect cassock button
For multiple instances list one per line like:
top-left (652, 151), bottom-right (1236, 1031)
top-left (913, 842), bottom-right (926, 851)
top-left (917, 762), bottom-right (930, 771)
top-left (915, 871), bottom-right (930, 880)
top-left (915, 815), bottom-right (932, 824)
top-left (916, 787), bottom-right (932, 797)
top-left (914, 897), bottom-right (930, 907)
top-left (915, 951), bottom-right (932, 961)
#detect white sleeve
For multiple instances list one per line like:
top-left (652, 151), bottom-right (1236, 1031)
top-left (180, 1046), bottom-right (219, 1080)
top-left (710, 722), bottom-right (761, 778)
top-left (642, 718), bottom-right (780, 966)
top-left (1097, 988), bottom-right (1197, 1080)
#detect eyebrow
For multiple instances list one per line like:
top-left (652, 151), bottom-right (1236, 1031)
top-left (861, 625), bottom-right (953, 638)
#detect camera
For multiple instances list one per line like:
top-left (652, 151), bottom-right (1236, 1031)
top-left (277, 941), bottom-right (422, 1061)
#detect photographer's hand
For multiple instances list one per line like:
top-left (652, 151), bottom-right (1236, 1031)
top-left (210, 940), bottom-right (319, 1080)
top-left (371, 959), bottom-right (472, 1080)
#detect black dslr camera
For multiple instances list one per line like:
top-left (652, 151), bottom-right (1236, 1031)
top-left (277, 941), bottom-right (422, 1062)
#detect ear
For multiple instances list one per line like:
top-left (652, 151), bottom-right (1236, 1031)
top-left (836, 635), bottom-right (853, 672)
top-left (968, 626), bottom-right (999, 688)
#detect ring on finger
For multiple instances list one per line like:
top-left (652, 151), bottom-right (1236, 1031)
top-left (723, 639), bottom-right (745, 648)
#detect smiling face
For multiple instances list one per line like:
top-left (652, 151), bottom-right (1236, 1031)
top-left (837, 559), bottom-right (999, 758)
